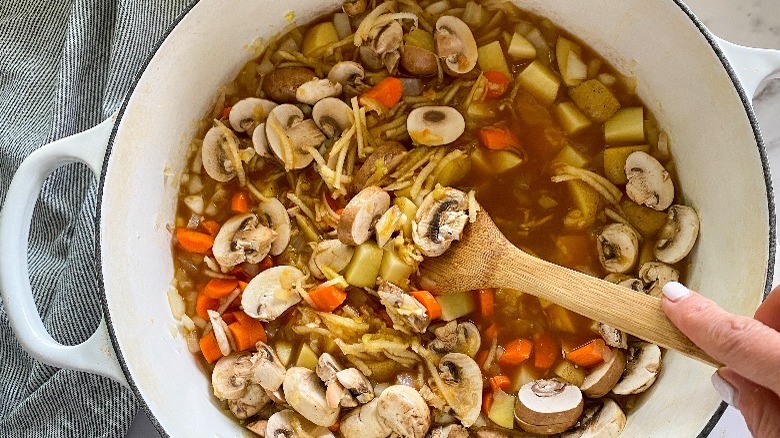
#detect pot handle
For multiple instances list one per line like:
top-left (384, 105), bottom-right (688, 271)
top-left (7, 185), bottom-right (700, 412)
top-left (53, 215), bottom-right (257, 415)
top-left (0, 116), bottom-right (127, 386)
top-left (715, 36), bottom-right (780, 99)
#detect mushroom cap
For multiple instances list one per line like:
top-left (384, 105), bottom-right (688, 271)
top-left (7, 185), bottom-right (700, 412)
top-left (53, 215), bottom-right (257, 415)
top-left (202, 125), bottom-right (239, 182)
top-left (515, 379), bottom-right (584, 434)
top-left (328, 61), bottom-right (366, 96)
top-left (337, 186), bottom-right (391, 245)
top-left (638, 261), bottom-right (679, 298)
top-left (308, 239), bottom-right (355, 279)
top-left (312, 97), bottom-right (354, 139)
top-left (598, 323), bottom-right (628, 349)
top-left (213, 213), bottom-right (277, 271)
top-left (438, 353), bottom-right (482, 427)
top-left (654, 204), bottom-right (700, 264)
top-left (560, 399), bottom-right (626, 438)
top-left (376, 385), bottom-right (431, 438)
top-left (402, 45), bottom-right (439, 76)
top-left (625, 151), bottom-right (675, 211)
top-left (211, 353), bottom-right (252, 400)
top-left (340, 398), bottom-right (392, 438)
top-left (241, 265), bottom-right (304, 321)
top-left (435, 16), bottom-right (478, 75)
top-left (352, 141), bottom-right (407, 190)
top-left (265, 104), bottom-right (321, 170)
top-left (259, 197), bottom-right (291, 256)
top-left (229, 97), bottom-right (277, 134)
top-left (407, 106), bottom-right (466, 146)
top-left (581, 349), bottom-right (627, 398)
top-left (253, 341), bottom-right (287, 391)
top-left (283, 367), bottom-right (341, 427)
top-left (296, 78), bottom-right (343, 105)
top-left (263, 66), bottom-right (318, 103)
top-left (596, 223), bottom-right (640, 274)
top-left (412, 187), bottom-right (470, 257)
top-left (611, 342), bottom-right (662, 395)
top-left (336, 368), bottom-right (375, 403)
top-left (266, 409), bottom-right (335, 438)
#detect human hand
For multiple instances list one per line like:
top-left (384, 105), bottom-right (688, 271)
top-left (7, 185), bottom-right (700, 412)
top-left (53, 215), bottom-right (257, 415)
top-left (661, 282), bottom-right (780, 438)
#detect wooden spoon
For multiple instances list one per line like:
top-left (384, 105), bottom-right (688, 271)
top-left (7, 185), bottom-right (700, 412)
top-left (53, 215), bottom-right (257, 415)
top-left (418, 210), bottom-right (720, 367)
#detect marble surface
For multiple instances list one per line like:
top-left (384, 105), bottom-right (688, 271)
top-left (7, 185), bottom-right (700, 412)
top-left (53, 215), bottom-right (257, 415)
top-left (127, 1), bottom-right (780, 437)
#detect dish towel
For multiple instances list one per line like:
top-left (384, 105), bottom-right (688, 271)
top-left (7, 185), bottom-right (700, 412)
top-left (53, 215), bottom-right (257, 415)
top-left (0, 1), bottom-right (190, 436)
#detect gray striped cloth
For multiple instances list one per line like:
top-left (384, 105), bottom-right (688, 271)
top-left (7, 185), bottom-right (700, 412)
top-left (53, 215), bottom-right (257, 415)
top-left (0, 1), bottom-right (190, 436)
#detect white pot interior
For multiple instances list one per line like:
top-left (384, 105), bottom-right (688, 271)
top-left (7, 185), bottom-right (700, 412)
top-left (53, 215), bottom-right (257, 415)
top-left (99, 0), bottom-right (771, 435)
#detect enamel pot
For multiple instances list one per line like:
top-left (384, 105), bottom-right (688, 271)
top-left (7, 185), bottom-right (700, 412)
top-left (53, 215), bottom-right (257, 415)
top-left (1, 0), bottom-right (779, 436)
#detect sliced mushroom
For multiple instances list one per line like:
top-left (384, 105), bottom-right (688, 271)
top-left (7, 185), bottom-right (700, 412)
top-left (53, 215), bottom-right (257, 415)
top-left (312, 97), bottom-right (354, 138)
top-left (596, 223), bottom-right (640, 274)
top-left (378, 281), bottom-right (430, 333)
top-left (376, 385), bottom-right (432, 438)
top-left (515, 379), bottom-right (584, 435)
top-left (213, 213), bottom-right (278, 272)
top-left (434, 16), bottom-right (478, 75)
top-left (430, 424), bottom-right (470, 438)
top-left (266, 104), bottom-right (323, 170)
top-left (581, 349), bottom-right (627, 398)
top-left (561, 399), bottom-right (626, 438)
top-left (296, 78), bottom-right (343, 105)
top-left (326, 380), bottom-right (358, 408)
top-left (252, 122), bottom-right (271, 157)
top-left (625, 151), bottom-right (675, 211)
top-left (229, 384), bottom-right (271, 419)
top-left (212, 353), bottom-right (253, 400)
top-left (241, 265), bottom-right (304, 321)
top-left (337, 186), bottom-right (391, 245)
top-left (336, 368), bottom-right (375, 404)
top-left (253, 341), bottom-right (287, 391)
top-left (229, 98), bottom-right (278, 134)
top-left (375, 204), bottom-right (407, 248)
top-left (266, 409), bottom-right (335, 438)
top-left (352, 141), bottom-right (407, 190)
top-left (316, 353), bottom-right (344, 384)
top-left (597, 323), bottom-right (628, 349)
top-left (429, 321), bottom-right (481, 358)
top-left (259, 197), bottom-right (291, 256)
top-left (611, 342), bottom-right (662, 395)
top-left (363, 20), bottom-right (404, 73)
top-left (283, 367), bottom-right (341, 427)
top-left (208, 310), bottom-right (232, 357)
top-left (638, 261), bottom-right (680, 298)
top-left (246, 419), bottom-right (267, 437)
top-left (328, 61), bottom-right (366, 96)
top-left (343, 0), bottom-right (366, 16)
top-left (412, 188), bottom-right (469, 257)
top-left (437, 353), bottom-right (482, 427)
top-left (402, 45), bottom-right (439, 76)
top-left (654, 204), bottom-right (700, 264)
top-left (407, 106), bottom-right (466, 146)
top-left (603, 273), bottom-right (645, 293)
top-left (202, 124), bottom-right (242, 182)
top-left (340, 398), bottom-right (392, 438)
top-left (263, 67), bottom-right (318, 103)
top-left (308, 239), bottom-right (355, 280)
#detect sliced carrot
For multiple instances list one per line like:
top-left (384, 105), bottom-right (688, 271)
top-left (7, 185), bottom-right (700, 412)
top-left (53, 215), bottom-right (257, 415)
top-left (258, 255), bottom-right (274, 271)
top-left (360, 77), bottom-right (403, 109)
top-left (175, 228), bottom-right (215, 253)
top-left (200, 220), bottom-right (221, 236)
top-left (221, 312), bottom-right (237, 325)
top-left (231, 191), bottom-right (251, 213)
top-left (228, 318), bottom-right (267, 351)
top-left (411, 290), bottom-right (442, 320)
top-left (479, 126), bottom-right (522, 151)
top-left (498, 338), bottom-right (533, 367)
top-left (484, 323), bottom-right (498, 341)
top-left (238, 281), bottom-right (249, 292)
top-left (484, 70), bottom-right (510, 98)
top-left (476, 350), bottom-right (489, 371)
top-left (221, 106), bottom-right (232, 119)
top-left (489, 375), bottom-right (512, 393)
top-left (199, 332), bottom-right (223, 363)
top-left (309, 285), bottom-right (348, 312)
top-left (477, 288), bottom-right (495, 319)
top-left (202, 279), bottom-right (240, 299)
top-left (328, 421), bottom-right (340, 433)
top-left (196, 293), bottom-right (219, 319)
top-left (566, 339), bottom-right (610, 367)
top-left (482, 390), bottom-right (493, 415)
top-left (335, 208), bottom-right (345, 216)
top-left (533, 332), bottom-right (559, 370)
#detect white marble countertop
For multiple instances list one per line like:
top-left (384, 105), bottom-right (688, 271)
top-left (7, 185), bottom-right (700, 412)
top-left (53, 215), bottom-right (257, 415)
top-left (127, 1), bottom-right (780, 436)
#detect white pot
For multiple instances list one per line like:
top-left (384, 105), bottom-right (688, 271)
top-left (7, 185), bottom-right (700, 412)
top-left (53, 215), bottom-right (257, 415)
top-left (2, 0), bottom-right (779, 436)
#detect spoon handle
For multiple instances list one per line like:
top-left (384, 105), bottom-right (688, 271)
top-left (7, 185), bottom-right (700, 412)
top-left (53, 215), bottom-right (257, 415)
top-left (495, 248), bottom-right (721, 367)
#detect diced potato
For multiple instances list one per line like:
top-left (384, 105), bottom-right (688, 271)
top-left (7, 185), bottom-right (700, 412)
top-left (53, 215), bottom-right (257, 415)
top-left (507, 32), bottom-right (537, 60)
top-left (436, 154), bottom-right (472, 186)
top-left (296, 343), bottom-right (318, 370)
top-left (553, 144), bottom-right (589, 168)
top-left (394, 197), bottom-right (418, 239)
top-left (466, 101), bottom-right (499, 120)
top-left (462, 1), bottom-right (486, 27)
top-left (547, 304), bottom-right (577, 333)
top-left (566, 51), bottom-right (588, 85)
top-left (517, 60), bottom-right (561, 106)
top-left (471, 148), bottom-right (524, 174)
top-left (568, 79), bottom-right (621, 122)
top-left (488, 389), bottom-right (517, 429)
top-left (621, 199), bottom-right (668, 237)
top-left (553, 360), bottom-right (586, 386)
top-left (379, 250), bottom-right (415, 286)
top-left (556, 36), bottom-right (583, 86)
top-left (436, 290), bottom-right (477, 321)
top-left (605, 107), bottom-right (645, 144)
top-left (554, 102), bottom-right (592, 136)
top-left (567, 180), bottom-right (600, 225)
top-left (509, 363), bottom-right (541, 392)
top-left (275, 341), bottom-right (294, 367)
top-left (404, 28), bottom-right (435, 52)
top-left (603, 144), bottom-right (650, 184)
top-left (524, 29), bottom-right (551, 67)
top-left (344, 241), bottom-right (384, 287)
top-left (478, 41), bottom-right (511, 77)
top-left (301, 22), bottom-right (339, 56)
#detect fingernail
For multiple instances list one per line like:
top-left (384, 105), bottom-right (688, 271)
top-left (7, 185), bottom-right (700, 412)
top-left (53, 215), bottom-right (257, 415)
top-left (711, 371), bottom-right (736, 406)
top-left (662, 281), bottom-right (691, 302)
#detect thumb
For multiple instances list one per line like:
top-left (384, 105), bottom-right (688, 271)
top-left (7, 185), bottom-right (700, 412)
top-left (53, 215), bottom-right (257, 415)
top-left (661, 282), bottom-right (780, 395)
top-left (715, 368), bottom-right (780, 438)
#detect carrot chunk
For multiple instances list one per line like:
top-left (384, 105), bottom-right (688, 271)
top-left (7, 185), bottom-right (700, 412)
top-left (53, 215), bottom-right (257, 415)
top-left (308, 285), bottom-right (348, 312)
top-left (484, 70), bottom-right (510, 98)
top-left (477, 288), bottom-right (495, 319)
top-left (533, 332), bottom-right (559, 370)
top-left (566, 339), bottom-right (611, 367)
top-left (479, 126), bottom-right (522, 151)
top-left (175, 228), bottom-right (214, 253)
top-left (231, 191), bottom-right (251, 213)
top-left (196, 293), bottom-right (219, 320)
top-left (202, 279), bottom-right (240, 299)
top-left (498, 338), bottom-right (533, 367)
top-left (258, 255), bottom-right (275, 271)
top-left (229, 318), bottom-right (267, 351)
top-left (482, 390), bottom-right (493, 415)
top-left (360, 77), bottom-right (403, 109)
top-left (489, 375), bottom-right (512, 393)
top-left (484, 323), bottom-right (498, 341)
top-left (200, 220), bottom-right (221, 236)
top-left (200, 332), bottom-right (223, 363)
top-left (411, 290), bottom-right (442, 320)
top-left (221, 106), bottom-right (232, 119)
top-left (476, 350), bottom-right (489, 371)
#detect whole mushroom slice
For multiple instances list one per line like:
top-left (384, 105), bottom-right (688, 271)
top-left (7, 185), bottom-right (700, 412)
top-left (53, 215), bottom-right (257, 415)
top-left (654, 204), bottom-right (700, 264)
top-left (212, 353), bottom-right (253, 400)
top-left (596, 223), bottom-right (640, 274)
top-left (639, 261), bottom-right (680, 297)
top-left (228, 384), bottom-right (271, 419)
top-left (376, 385), bottom-right (432, 438)
top-left (312, 97), bottom-right (354, 138)
top-left (379, 281), bottom-right (430, 333)
top-left (241, 265), bottom-right (304, 321)
top-left (597, 323), bottom-right (628, 349)
top-left (213, 213), bottom-right (278, 272)
top-left (337, 186), bottom-right (391, 245)
top-left (340, 398), bottom-right (392, 438)
top-left (283, 367), bottom-right (341, 427)
top-left (561, 399), bottom-right (626, 438)
top-left (259, 197), bottom-right (291, 256)
top-left (437, 353), bottom-right (483, 427)
top-left (229, 98), bottom-right (278, 134)
top-left (581, 349), bottom-right (627, 398)
top-left (336, 368), bottom-right (375, 404)
top-left (266, 104), bottom-right (323, 170)
top-left (429, 320), bottom-right (481, 358)
top-left (266, 409), bottom-right (335, 438)
top-left (625, 151), bottom-right (675, 211)
top-left (202, 124), bottom-right (242, 182)
top-left (611, 342), bottom-right (662, 395)
top-left (263, 66), bottom-right (318, 103)
top-left (328, 61), bottom-right (366, 96)
top-left (253, 341), bottom-right (287, 391)
top-left (296, 78), bottom-right (343, 105)
top-left (308, 239), bottom-right (355, 280)
top-left (412, 188), bottom-right (470, 257)
top-left (435, 16), bottom-right (478, 75)
top-left (407, 106), bottom-right (466, 146)
top-left (352, 141), bottom-right (407, 190)
top-left (515, 379), bottom-right (584, 435)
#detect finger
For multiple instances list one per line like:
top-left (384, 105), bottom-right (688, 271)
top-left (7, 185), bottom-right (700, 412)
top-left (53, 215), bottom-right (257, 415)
top-left (661, 282), bottom-right (780, 394)
top-left (754, 286), bottom-right (780, 331)
top-left (715, 368), bottom-right (780, 438)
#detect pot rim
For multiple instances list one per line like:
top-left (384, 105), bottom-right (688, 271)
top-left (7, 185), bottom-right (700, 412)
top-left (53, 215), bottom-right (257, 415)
top-left (94, 0), bottom-right (776, 436)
